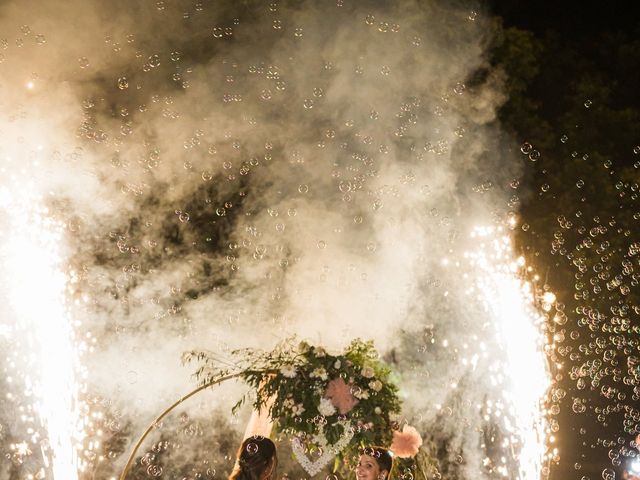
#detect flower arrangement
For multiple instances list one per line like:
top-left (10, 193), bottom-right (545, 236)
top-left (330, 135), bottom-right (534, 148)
top-left (184, 338), bottom-right (402, 461)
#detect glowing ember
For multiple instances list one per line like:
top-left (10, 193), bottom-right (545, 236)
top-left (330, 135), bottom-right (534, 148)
top-left (0, 184), bottom-right (83, 479)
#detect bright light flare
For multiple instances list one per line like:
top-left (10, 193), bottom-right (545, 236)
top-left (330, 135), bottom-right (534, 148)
top-left (466, 225), bottom-right (551, 480)
top-left (0, 184), bottom-right (82, 479)
top-left (541, 292), bottom-right (556, 305)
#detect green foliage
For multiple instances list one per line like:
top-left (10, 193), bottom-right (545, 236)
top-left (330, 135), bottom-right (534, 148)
top-left (184, 338), bottom-right (402, 462)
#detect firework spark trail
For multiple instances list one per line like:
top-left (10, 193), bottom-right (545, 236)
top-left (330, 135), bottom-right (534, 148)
top-left (0, 184), bottom-right (82, 479)
top-left (463, 226), bottom-right (550, 480)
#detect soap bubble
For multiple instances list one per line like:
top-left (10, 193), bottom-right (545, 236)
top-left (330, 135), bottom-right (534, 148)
top-left (520, 142), bottom-right (533, 154)
top-left (601, 468), bottom-right (615, 480)
top-left (146, 464), bottom-right (163, 477)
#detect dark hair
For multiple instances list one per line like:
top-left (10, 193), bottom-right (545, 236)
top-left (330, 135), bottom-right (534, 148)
top-left (229, 436), bottom-right (277, 480)
top-left (359, 446), bottom-right (393, 474)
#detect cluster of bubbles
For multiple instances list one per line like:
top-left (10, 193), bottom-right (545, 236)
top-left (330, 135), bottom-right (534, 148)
top-left (520, 142), bottom-right (542, 163)
top-left (516, 115), bottom-right (640, 478)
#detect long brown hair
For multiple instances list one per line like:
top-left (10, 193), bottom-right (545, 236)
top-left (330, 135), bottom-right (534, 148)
top-left (229, 436), bottom-right (277, 480)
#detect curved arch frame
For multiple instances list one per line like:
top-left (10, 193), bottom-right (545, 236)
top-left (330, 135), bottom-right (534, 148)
top-left (119, 373), bottom-right (241, 480)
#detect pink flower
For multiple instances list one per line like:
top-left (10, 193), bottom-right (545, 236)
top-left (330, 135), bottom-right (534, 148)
top-left (324, 377), bottom-right (359, 414)
top-left (390, 425), bottom-right (423, 458)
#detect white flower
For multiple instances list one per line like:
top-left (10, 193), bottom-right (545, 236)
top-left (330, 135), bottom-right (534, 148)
top-left (310, 367), bottom-right (328, 381)
top-left (374, 406), bottom-right (382, 414)
top-left (318, 397), bottom-right (337, 417)
top-left (353, 388), bottom-right (370, 400)
top-left (361, 366), bottom-right (375, 378)
top-left (315, 347), bottom-right (327, 357)
top-left (369, 380), bottom-right (383, 392)
top-left (312, 432), bottom-right (329, 447)
top-left (333, 360), bottom-right (342, 369)
top-left (280, 364), bottom-right (297, 378)
top-left (292, 403), bottom-right (306, 416)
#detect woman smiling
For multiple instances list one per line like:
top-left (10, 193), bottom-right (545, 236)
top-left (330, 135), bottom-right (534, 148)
top-left (356, 447), bottom-right (394, 480)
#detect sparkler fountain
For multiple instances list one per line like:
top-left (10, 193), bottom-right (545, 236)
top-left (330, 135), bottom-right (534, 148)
top-left (0, 183), bottom-right (84, 479)
top-left (463, 226), bottom-right (551, 480)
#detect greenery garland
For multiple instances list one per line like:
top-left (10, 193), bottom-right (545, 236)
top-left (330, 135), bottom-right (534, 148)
top-left (183, 338), bottom-right (401, 460)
